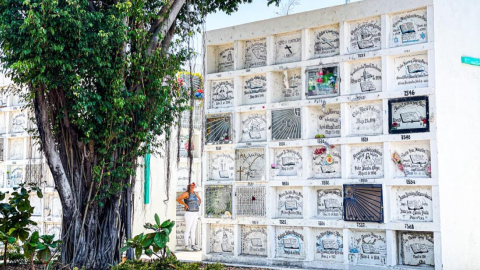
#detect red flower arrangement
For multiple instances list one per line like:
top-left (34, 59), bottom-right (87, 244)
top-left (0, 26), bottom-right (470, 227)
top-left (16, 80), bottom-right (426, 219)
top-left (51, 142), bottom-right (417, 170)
top-left (314, 148), bottom-right (326, 155)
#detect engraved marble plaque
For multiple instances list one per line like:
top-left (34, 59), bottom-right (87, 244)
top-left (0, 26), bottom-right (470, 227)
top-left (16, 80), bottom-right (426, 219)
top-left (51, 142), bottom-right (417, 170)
top-left (389, 96), bottom-right (429, 133)
top-left (349, 17), bottom-right (382, 53)
top-left (210, 225), bottom-right (235, 254)
top-left (27, 138), bottom-right (42, 159)
top-left (399, 232), bottom-right (434, 266)
top-left (349, 231), bottom-right (387, 266)
top-left (349, 101), bottom-right (383, 136)
top-left (0, 95), bottom-right (6, 107)
top-left (240, 112), bottom-right (267, 142)
top-left (236, 186), bottom-right (266, 217)
top-left (350, 59), bottom-right (382, 94)
top-left (235, 148), bottom-right (265, 181)
top-left (275, 227), bottom-right (306, 259)
top-left (245, 38), bottom-right (267, 68)
top-left (313, 104), bottom-right (341, 138)
top-left (7, 166), bottom-right (23, 188)
top-left (390, 9), bottom-right (427, 47)
top-left (306, 65), bottom-right (339, 98)
top-left (277, 188), bottom-right (303, 218)
top-left (11, 112), bottom-right (26, 133)
top-left (273, 148), bottom-right (302, 178)
top-left (0, 168), bottom-right (5, 188)
top-left (311, 145), bottom-right (341, 179)
top-left (242, 74), bottom-right (267, 105)
top-left (25, 164), bottom-right (45, 184)
top-left (206, 114), bottom-right (232, 144)
top-left (176, 221), bottom-right (186, 246)
top-left (210, 80), bottom-right (234, 109)
top-left (208, 152), bottom-right (235, 181)
top-left (30, 195), bottom-right (42, 216)
top-left (310, 25), bottom-right (340, 58)
top-left (49, 196), bottom-right (62, 218)
top-left (9, 138), bottom-right (24, 160)
top-left (316, 189), bottom-right (343, 219)
top-left (176, 192), bottom-right (186, 216)
top-left (395, 187), bottom-right (433, 222)
top-left (394, 52), bottom-right (429, 90)
top-left (273, 69), bottom-right (302, 102)
top-left (275, 32), bottom-right (302, 64)
top-left (217, 44), bottom-right (234, 72)
top-left (350, 144), bottom-right (384, 179)
top-left (205, 185), bottom-right (232, 218)
top-left (271, 108), bottom-right (302, 140)
top-left (241, 226), bottom-right (268, 257)
top-left (0, 113), bottom-right (6, 134)
top-left (315, 229), bottom-right (343, 262)
top-left (391, 141), bottom-right (431, 177)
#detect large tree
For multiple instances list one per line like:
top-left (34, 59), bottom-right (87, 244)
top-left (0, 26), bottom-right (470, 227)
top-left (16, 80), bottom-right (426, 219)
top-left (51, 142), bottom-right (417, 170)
top-left (0, 0), bottom-right (278, 268)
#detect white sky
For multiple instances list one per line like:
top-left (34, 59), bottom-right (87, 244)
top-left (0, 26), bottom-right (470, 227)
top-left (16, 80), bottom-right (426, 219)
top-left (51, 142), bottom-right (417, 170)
top-left (206, 0), bottom-right (363, 31)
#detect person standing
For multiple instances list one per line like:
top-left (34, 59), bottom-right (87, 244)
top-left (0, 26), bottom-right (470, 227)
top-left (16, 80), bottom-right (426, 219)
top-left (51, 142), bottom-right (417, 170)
top-left (176, 182), bottom-right (201, 251)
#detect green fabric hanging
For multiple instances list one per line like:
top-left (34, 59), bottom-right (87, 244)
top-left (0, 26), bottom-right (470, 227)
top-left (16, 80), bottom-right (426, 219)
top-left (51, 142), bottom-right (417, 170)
top-left (144, 152), bottom-right (151, 204)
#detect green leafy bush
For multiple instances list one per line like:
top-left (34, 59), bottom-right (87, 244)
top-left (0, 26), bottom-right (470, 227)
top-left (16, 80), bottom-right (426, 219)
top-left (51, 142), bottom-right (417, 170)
top-left (121, 214), bottom-right (175, 260)
top-left (0, 183), bottom-right (43, 267)
top-left (112, 256), bottom-right (223, 270)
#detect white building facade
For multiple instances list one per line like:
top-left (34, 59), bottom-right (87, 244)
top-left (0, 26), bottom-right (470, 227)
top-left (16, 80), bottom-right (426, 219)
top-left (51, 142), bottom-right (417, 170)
top-left (202, 0), bottom-right (480, 269)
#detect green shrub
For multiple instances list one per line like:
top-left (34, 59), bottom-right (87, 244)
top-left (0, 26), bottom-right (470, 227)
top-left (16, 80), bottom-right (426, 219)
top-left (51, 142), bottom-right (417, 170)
top-left (111, 256), bottom-right (224, 270)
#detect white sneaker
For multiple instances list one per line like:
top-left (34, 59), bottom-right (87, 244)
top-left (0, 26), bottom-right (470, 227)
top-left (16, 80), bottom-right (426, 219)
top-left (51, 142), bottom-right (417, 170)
top-left (184, 245), bottom-right (193, 251)
top-left (191, 245), bottom-right (201, 251)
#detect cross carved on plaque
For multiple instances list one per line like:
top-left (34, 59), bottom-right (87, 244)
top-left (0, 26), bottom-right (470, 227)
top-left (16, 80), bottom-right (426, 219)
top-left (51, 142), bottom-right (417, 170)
top-left (236, 166), bottom-right (244, 182)
top-left (285, 45), bottom-right (292, 54)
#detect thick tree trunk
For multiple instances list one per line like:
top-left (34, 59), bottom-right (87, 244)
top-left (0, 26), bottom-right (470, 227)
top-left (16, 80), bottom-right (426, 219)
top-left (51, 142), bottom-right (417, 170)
top-left (32, 86), bottom-right (133, 269)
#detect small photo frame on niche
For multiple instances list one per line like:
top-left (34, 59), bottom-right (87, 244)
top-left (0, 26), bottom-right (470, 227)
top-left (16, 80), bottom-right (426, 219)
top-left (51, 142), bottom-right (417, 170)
top-left (343, 184), bottom-right (383, 223)
top-left (388, 96), bottom-right (429, 134)
top-left (305, 64), bottom-right (340, 98)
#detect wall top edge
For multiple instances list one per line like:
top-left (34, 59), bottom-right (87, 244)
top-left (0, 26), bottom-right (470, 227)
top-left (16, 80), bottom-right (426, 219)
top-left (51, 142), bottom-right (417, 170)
top-left (206, 0), bottom-right (433, 45)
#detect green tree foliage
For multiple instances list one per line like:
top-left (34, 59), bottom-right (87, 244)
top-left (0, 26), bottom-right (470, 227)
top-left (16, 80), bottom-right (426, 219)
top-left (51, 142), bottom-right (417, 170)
top-left (0, 0), bottom-right (280, 269)
top-left (0, 183), bottom-right (43, 268)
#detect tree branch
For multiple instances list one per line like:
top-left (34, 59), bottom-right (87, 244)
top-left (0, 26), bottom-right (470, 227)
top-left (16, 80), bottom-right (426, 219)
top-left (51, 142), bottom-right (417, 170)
top-left (147, 0), bottom-right (186, 55)
top-left (33, 86), bottom-right (74, 214)
top-left (161, 19), bottom-right (177, 51)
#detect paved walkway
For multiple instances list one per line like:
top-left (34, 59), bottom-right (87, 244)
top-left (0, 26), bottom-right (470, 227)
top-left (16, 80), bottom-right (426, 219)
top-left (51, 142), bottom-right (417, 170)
top-left (174, 248), bottom-right (202, 262)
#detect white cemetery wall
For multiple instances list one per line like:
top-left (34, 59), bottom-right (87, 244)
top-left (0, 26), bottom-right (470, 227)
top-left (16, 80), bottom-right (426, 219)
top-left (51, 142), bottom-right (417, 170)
top-left (203, 0), bottom-right (452, 268)
top-left (434, 0), bottom-right (480, 266)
